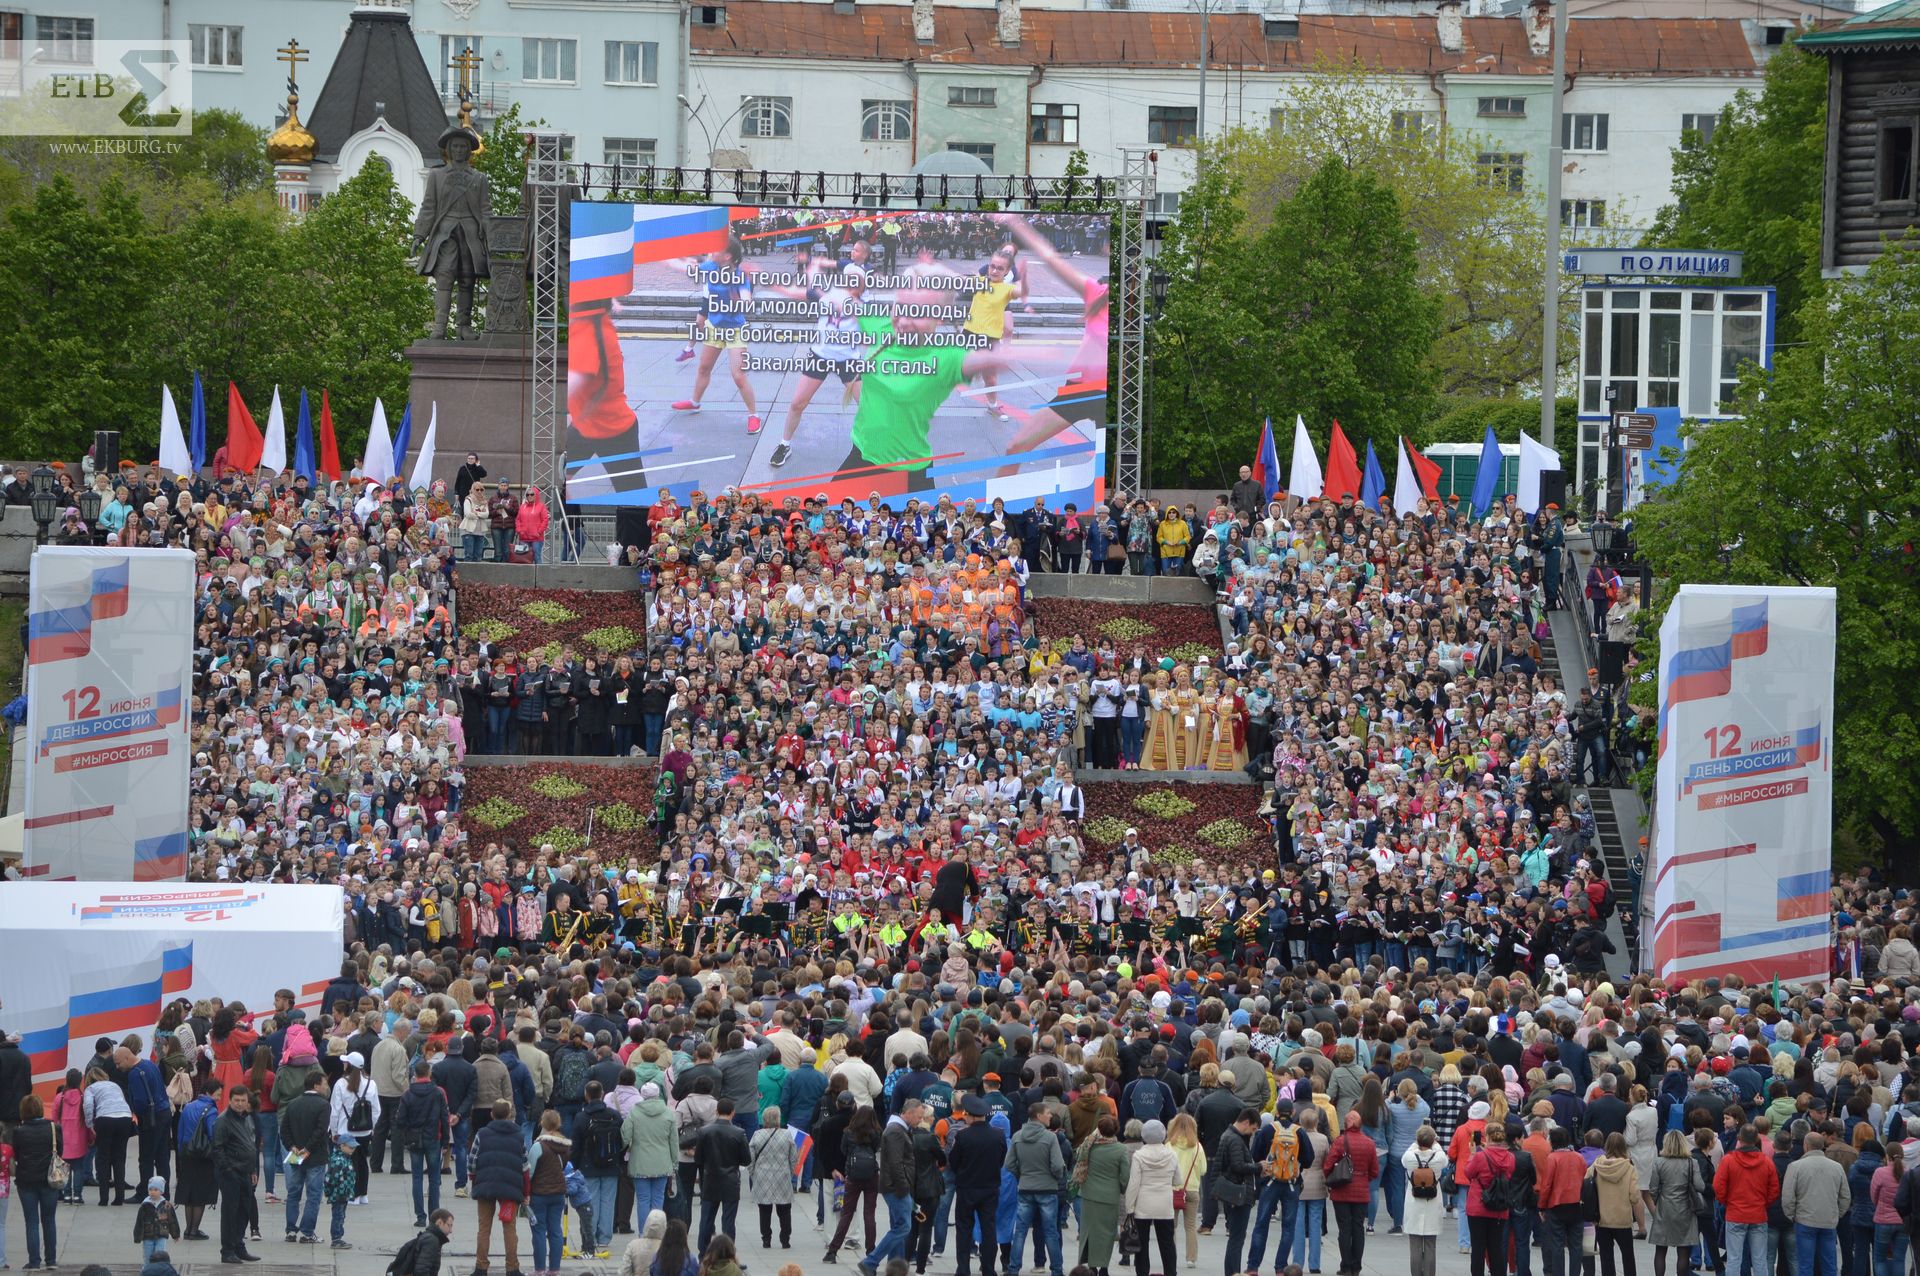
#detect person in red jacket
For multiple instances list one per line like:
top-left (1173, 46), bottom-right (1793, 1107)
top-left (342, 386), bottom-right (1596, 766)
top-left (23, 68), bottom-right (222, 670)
top-left (1328, 1108), bottom-right (1382, 1276)
top-left (1716, 1124), bottom-right (1783, 1276)
top-left (1465, 1121), bottom-right (1520, 1276)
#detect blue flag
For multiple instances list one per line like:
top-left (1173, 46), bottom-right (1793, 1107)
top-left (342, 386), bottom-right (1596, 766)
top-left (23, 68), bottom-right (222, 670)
top-left (1255, 417), bottom-right (1282, 504)
top-left (1469, 423), bottom-right (1502, 517)
top-left (294, 388), bottom-right (317, 483)
top-left (389, 402), bottom-right (413, 481)
top-left (1360, 441), bottom-right (1386, 513)
top-left (189, 371), bottom-right (207, 471)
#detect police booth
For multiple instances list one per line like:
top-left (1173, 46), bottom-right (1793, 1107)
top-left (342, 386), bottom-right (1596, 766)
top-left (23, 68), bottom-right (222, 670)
top-left (1569, 248), bottom-right (1776, 512)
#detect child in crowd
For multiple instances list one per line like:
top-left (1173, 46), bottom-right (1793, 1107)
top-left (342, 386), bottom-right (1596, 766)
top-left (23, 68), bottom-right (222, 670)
top-left (135, 1175), bottom-right (183, 1260)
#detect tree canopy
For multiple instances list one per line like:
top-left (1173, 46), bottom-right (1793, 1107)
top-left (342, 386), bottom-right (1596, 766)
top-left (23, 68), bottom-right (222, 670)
top-left (1149, 155), bottom-right (1438, 485)
top-left (1630, 242), bottom-right (1920, 862)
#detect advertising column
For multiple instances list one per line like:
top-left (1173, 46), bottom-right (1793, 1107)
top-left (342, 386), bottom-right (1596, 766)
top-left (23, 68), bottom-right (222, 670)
top-left (23, 546), bottom-right (196, 881)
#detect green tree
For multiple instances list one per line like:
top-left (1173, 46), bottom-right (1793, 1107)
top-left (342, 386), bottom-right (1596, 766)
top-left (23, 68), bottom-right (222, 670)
top-left (1419, 395), bottom-right (1578, 475)
top-left (1645, 43), bottom-right (1827, 345)
top-left (475, 103), bottom-right (543, 216)
top-left (283, 163), bottom-right (433, 460)
top-left (1206, 58), bottom-right (1569, 400)
top-left (1630, 242), bottom-right (1920, 864)
top-left (0, 177), bottom-right (159, 458)
top-left (1150, 158), bottom-right (1438, 485)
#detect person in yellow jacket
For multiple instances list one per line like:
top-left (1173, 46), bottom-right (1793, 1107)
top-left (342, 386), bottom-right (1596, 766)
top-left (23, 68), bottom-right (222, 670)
top-left (1156, 506), bottom-right (1191, 576)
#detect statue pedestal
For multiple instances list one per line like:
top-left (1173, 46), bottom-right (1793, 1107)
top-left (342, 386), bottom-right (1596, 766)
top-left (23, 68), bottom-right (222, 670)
top-left (404, 333), bottom-right (533, 489)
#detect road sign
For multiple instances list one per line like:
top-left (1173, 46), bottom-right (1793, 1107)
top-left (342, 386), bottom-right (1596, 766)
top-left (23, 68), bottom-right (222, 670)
top-left (1613, 412), bottom-right (1656, 450)
top-left (1563, 249), bottom-right (1743, 278)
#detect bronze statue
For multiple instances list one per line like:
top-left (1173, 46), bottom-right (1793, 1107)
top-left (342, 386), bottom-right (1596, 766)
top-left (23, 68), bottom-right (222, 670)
top-left (413, 126), bottom-right (491, 340)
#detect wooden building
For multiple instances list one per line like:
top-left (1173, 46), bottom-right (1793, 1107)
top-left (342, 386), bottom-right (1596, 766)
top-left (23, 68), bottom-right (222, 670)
top-left (1802, 0), bottom-right (1920, 274)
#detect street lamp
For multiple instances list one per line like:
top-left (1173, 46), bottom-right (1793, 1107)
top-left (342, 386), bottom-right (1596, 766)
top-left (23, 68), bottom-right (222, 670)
top-left (76, 486), bottom-right (102, 539)
top-left (1149, 267), bottom-right (1170, 321)
top-left (28, 463), bottom-right (59, 543)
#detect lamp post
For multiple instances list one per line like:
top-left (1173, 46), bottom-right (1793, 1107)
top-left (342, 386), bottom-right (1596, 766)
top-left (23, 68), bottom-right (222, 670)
top-left (76, 486), bottom-right (102, 542)
top-left (28, 463), bottom-right (59, 544)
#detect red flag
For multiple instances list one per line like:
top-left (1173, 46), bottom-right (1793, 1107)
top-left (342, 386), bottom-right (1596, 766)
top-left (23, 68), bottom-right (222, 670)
top-left (224, 381), bottom-right (264, 474)
top-left (1324, 419), bottom-right (1362, 502)
top-left (1408, 440), bottom-right (1442, 501)
top-left (317, 389), bottom-right (343, 481)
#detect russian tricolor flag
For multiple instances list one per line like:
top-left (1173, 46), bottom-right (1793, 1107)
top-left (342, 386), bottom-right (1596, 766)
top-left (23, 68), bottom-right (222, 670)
top-left (1778, 870), bottom-right (1830, 920)
top-left (20, 1021), bottom-right (69, 1081)
top-left (1793, 724), bottom-right (1822, 763)
top-left (27, 598), bottom-right (93, 664)
top-left (134, 830), bottom-right (190, 882)
top-left (629, 204), bottom-right (758, 266)
top-left (1657, 599), bottom-right (1772, 756)
top-left (162, 941), bottom-right (194, 995)
top-left (1730, 600), bottom-right (1768, 660)
top-left (68, 970), bottom-right (164, 1039)
top-left (90, 559), bottom-right (129, 621)
top-left (569, 202), bottom-right (639, 306)
top-left (1253, 417), bottom-right (1282, 504)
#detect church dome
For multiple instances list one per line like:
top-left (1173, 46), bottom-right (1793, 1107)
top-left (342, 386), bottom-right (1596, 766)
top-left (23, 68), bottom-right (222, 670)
top-left (268, 96), bottom-right (317, 165)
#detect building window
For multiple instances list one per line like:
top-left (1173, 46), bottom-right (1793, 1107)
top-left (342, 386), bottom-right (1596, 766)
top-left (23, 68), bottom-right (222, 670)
top-left (1561, 199), bottom-right (1607, 228)
top-left (1269, 107), bottom-right (1304, 136)
top-left (1476, 151), bottom-right (1525, 191)
top-left (1477, 95), bottom-right (1525, 118)
top-left (690, 5), bottom-right (725, 25)
top-left (1680, 112), bottom-right (1718, 148)
top-left (604, 40), bottom-right (658, 86)
top-left (438, 35), bottom-right (481, 95)
top-left (604, 137), bottom-right (656, 174)
top-left (1030, 102), bottom-right (1078, 145)
top-left (1148, 105), bottom-right (1198, 146)
top-left (37, 15), bottom-right (91, 63)
top-left (861, 99), bottom-right (913, 142)
top-left (741, 95), bottom-right (792, 139)
top-left (1391, 110), bottom-right (1433, 142)
top-left (1877, 116), bottom-right (1918, 206)
top-left (948, 142), bottom-right (996, 168)
top-left (188, 24), bottom-right (242, 68)
top-left (1153, 191), bottom-right (1183, 218)
top-left (1562, 113), bottom-right (1609, 152)
top-left (948, 85), bottom-right (996, 108)
top-left (521, 37), bottom-right (577, 84)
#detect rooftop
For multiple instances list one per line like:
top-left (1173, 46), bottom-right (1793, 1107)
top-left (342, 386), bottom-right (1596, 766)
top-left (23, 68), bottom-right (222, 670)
top-left (692, 3), bottom-right (1760, 74)
top-left (1797, 0), bottom-right (1920, 47)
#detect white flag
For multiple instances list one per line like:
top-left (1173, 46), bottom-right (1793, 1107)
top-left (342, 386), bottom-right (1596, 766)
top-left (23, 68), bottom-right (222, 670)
top-left (157, 384), bottom-right (192, 477)
top-left (1288, 414), bottom-right (1323, 500)
top-left (361, 398), bottom-right (394, 487)
top-left (408, 402), bottom-right (439, 493)
top-left (1517, 430), bottom-right (1563, 515)
top-left (1393, 437), bottom-right (1423, 515)
top-left (260, 386), bottom-right (288, 475)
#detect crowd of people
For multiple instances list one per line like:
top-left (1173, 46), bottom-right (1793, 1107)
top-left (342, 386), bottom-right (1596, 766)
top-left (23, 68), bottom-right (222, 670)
top-left (0, 454), bottom-right (1893, 1276)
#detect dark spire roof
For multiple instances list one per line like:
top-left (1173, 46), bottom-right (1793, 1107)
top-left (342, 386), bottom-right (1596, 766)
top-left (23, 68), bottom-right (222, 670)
top-left (306, 4), bottom-right (449, 164)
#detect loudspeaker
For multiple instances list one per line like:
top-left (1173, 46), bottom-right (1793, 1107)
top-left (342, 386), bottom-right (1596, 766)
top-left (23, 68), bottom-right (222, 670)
top-left (94, 430), bottom-right (120, 478)
top-left (1597, 639), bottom-right (1630, 688)
top-left (614, 508), bottom-right (651, 558)
top-left (1539, 470), bottom-right (1568, 512)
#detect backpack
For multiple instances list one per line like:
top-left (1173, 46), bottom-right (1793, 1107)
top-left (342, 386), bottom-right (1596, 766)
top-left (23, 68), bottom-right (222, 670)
top-left (183, 1104), bottom-right (215, 1158)
top-left (1481, 1158), bottom-right (1518, 1212)
top-left (1409, 1150), bottom-right (1441, 1199)
top-left (845, 1137), bottom-right (880, 1182)
top-left (555, 1050), bottom-right (589, 1105)
top-left (1129, 1079), bottom-right (1168, 1126)
top-left (583, 1106), bottom-right (624, 1171)
top-left (385, 1233), bottom-right (422, 1276)
top-left (347, 1084), bottom-right (375, 1135)
top-left (325, 1144), bottom-right (357, 1205)
top-left (1266, 1126), bottom-right (1303, 1182)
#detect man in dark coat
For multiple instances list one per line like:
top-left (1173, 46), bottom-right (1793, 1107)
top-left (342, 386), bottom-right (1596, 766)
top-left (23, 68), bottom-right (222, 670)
top-left (471, 1099), bottom-right (526, 1276)
top-left (0, 1032), bottom-right (35, 1143)
top-left (949, 1096), bottom-right (1007, 1276)
top-left (694, 1098), bottom-right (751, 1251)
top-left (929, 849), bottom-right (980, 928)
top-left (1230, 465), bottom-right (1265, 520)
top-left (212, 1085), bottom-right (261, 1263)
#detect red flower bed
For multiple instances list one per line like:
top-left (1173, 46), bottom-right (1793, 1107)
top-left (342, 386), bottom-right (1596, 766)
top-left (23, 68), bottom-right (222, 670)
top-left (460, 762), bottom-right (660, 865)
top-left (457, 581), bottom-right (649, 659)
top-left (1031, 599), bottom-right (1223, 663)
top-left (1080, 780), bottom-right (1276, 876)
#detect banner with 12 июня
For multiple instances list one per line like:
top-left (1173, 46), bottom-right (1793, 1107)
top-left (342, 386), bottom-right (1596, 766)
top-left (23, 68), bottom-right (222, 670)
top-left (1651, 584), bottom-right (1836, 985)
top-left (565, 203), bottom-right (1109, 510)
top-left (24, 545), bottom-right (196, 881)
top-left (0, 883), bottom-right (345, 1096)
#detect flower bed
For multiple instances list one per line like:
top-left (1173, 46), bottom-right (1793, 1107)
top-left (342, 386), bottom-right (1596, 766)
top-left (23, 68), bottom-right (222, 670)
top-left (1030, 599), bottom-right (1223, 664)
top-left (458, 582), bottom-right (650, 661)
top-left (1082, 781), bottom-right (1274, 876)
top-left (460, 762), bottom-right (660, 864)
